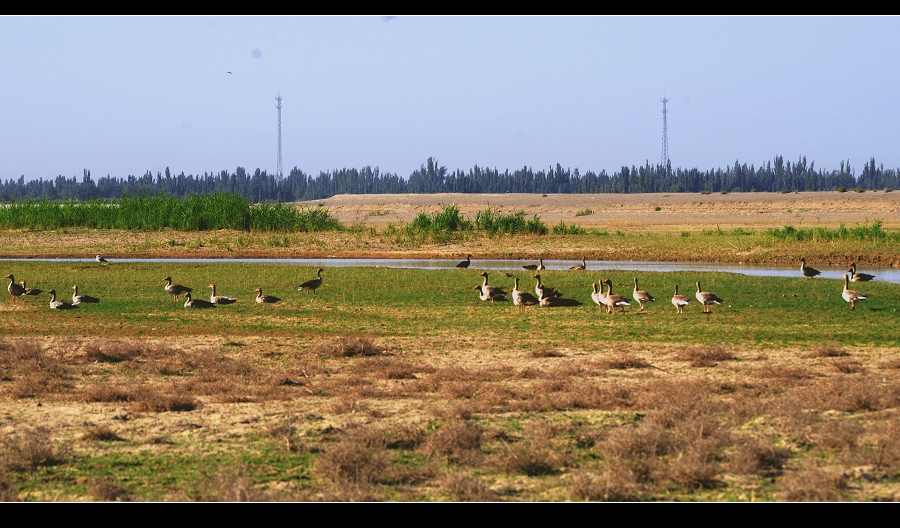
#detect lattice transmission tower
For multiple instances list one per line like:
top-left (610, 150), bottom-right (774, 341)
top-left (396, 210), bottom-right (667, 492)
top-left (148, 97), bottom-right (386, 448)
top-left (276, 95), bottom-right (283, 178)
top-left (660, 97), bottom-right (669, 172)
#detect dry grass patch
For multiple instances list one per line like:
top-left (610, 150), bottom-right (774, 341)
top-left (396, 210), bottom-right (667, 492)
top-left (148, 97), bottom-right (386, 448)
top-left (314, 335), bottom-right (384, 357)
top-left (675, 345), bottom-right (737, 367)
top-left (0, 427), bottom-right (72, 472)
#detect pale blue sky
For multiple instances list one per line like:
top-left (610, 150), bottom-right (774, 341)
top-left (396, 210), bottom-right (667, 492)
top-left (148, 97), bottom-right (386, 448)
top-left (2, 16), bottom-right (897, 181)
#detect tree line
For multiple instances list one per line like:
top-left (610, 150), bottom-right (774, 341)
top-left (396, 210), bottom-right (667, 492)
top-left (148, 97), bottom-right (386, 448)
top-left (1, 156), bottom-right (897, 203)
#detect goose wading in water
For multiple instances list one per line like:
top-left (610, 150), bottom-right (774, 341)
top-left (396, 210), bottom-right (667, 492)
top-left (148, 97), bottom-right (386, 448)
top-left (96, 255), bottom-right (108, 264)
top-left (569, 256), bottom-right (587, 271)
top-left (847, 262), bottom-right (875, 282)
top-left (632, 277), bottom-right (656, 312)
top-left (456, 254), bottom-right (473, 269)
top-left (799, 257), bottom-right (821, 281)
top-left (208, 284), bottom-right (237, 305)
top-left (184, 292), bottom-right (215, 309)
top-left (5, 274), bottom-right (26, 302)
top-left (695, 282), bottom-right (724, 313)
top-left (298, 268), bottom-right (324, 295)
top-left (254, 288), bottom-right (281, 304)
top-left (522, 259), bottom-right (545, 271)
top-left (72, 285), bottom-right (101, 304)
top-left (671, 284), bottom-right (691, 314)
top-left (841, 274), bottom-right (867, 310)
top-left (164, 276), bottom-right (192, 302)
top-left (511, 277), bottom-right (538, 312)
top-left (20, 280), bottom-right (43, 298)
top-left (47, 289), bottom-right (77, 310)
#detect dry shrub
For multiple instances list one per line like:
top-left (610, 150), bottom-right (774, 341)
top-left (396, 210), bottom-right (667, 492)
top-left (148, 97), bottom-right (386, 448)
top-left (81, 425), bottom-right (125, 442)
top-left (806, 344), bottom-right (850, 358)
top-left (830, 359), bottom-right (864, 374)
top-left (779, 466), bottom-right (847, 501)
top-left (789, 376), bottom-right (894, 413)
top-left (0, 427), bottom-right (71, 472)
top-left (89, 478), bottom-right (131, 501)
top-left (81, 383), bottom-right (132, 403)
top-left (314, 335), bottom-right (383, 358)
top-left (421, 421), bottom-right (484, 465)
top-left (187, 465), bottom-right (273, 502)
top-left (316, 432), bottom-right (391, 488)
top-left (532, 346), bottom-right (564, 358)
top-left (84, 341), bottom-right (144, 363)
top-left (809, 419), bottom-right (863, 451)
top-left (667, 437), bottom-right (725, 490)
top-left (676, 345), bottom-right (736, 367)
top-left (327, 392), bottom-right (371, 415)
top-left (729, 436), bottom-right (791, 475)
top-left (542, 381), bottom-right (636, 412)
top-left (755, 364), bottom-right (815, 381)
top-left (352, 357), bottom-right (431, 380)
top-left (0, 339), bottom-right (72, 399)
top-left (568, 466), bottom-right (640, 502)
top-left (0, 467), bottom-right (18, 502)
top-left (495, 421), bottom-right (562, 477)
top-left (441, 472), bottom-right (497, 501)
top-left (129, 387), bottom-right (199, 413)
top-left (603, 353), bottom-right (652, 370)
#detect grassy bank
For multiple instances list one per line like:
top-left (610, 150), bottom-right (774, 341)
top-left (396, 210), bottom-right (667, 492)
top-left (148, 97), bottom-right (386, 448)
top-left (1, 263), bottom-right (899, 501)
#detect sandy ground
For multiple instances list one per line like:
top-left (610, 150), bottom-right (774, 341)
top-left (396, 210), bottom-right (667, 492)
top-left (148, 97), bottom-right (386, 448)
top-left (307, 191), bottom-right (900, 231)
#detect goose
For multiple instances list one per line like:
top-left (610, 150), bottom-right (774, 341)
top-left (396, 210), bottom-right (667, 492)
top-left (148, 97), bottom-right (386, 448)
top-left (298, 268), bottom-right (324, 295)
top-left (602, 279), bottom-right (631, 314)
top-left (632, 277), bottom-right (656, 312)
top-left (591, 282), bottom-right (606, 309)
top-left (72, 285), bottom-right (101, 304)
top-left (163, 276), bottom-right (192, 302)
top-left (183, 292), bottom-right (215, 309)
top-left (841, 274), bottom-right (867, 310)
top-left (96, 255), bottom-right (108, 264)
top-left (47, 289), bottom-right (77, 310)
top-left (569, 256), bottom-right (587, 271)
top-left (522, 259), bottom-right (545, 271)
top-left (511, 277), bottom-right (538, 312)
top-left (695, 282), bottom-right (724, 313)
top-left (478, 272), bottom-right (507, 302)
top-left (474, 285), bottom-right (507, 302)
top-left (532, 274), bottom-right (562, 299)
top-left (20, 280), bottom-right (43, 298)
top-left (799, 257), bottom-right (821, 281)
top-left (5, 274), bottom-right (25, 302)
top-left (847, 262), bottom-right (875, 282)
top-left (671, 284), bottom-right (691, 314)
top-left (456, 254), bottom-right (473, 269)
top-left (208, 284), bottom-right (237, 305)
top-left (538, 289), bottom-right (581, 307)
top-left (254, 288), bottom-right (281, 304)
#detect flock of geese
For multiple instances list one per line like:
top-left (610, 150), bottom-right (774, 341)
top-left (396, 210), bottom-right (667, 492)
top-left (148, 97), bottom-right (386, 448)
top-left (3, 254), bottom-right (874, 313)
top-left (469, 255), bottom-right (875, 314)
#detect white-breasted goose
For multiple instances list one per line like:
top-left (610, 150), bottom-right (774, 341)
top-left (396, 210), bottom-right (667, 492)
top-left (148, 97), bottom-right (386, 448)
top-left (842, 274), bottom-right (867, 310)
top-left (298, 268), bottom-right (324, 294)
top-left (254, 288), bottom-right (282, 304)
top-left (847, 262), bottom-right (875, 282)
top-left (671, 285), bottom-right (691, 314)
top-left (208, 284), bottom-right (237, 305)
top-left (799, 257), bottom-right (821, 281)
top-left (72, 285), bottom-right (100, 304)
top-left (632, 277), bottom-right (655, 312)
top-left (164, 276), bottom-right (192, 302)
top-left (695, 282), bottom-right (724, 313)
top-left (96, 255), bottom-right (108, 264)
top-left (47, 289), bottom-right (77, 310)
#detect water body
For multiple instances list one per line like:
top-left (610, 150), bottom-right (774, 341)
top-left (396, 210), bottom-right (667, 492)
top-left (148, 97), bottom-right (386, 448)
top-left (4, 258), bottom-right (899, 284)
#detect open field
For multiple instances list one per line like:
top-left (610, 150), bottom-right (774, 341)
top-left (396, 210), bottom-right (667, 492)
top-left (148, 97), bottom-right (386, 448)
top-left (1, 192), bottom-right (900, 266)
top-left (1, 260), bottom-right (899, 501)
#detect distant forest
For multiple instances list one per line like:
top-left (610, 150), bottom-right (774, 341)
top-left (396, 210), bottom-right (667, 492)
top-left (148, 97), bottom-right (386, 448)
top-left (2, 156), bottom-right (898, 203)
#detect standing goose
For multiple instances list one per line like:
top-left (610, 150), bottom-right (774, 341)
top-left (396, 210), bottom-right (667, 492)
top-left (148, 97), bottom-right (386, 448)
top-left (522, 259), bottom-right (545, 271)
top-left (569, 256), bottom-right (587, 271)
top-left (47, 290), bottom-right (77, 310)
top-left (671, 284), bottom-right (691, 314)
top-left (841, 274), bottom-right (867, 310)
top-left (208, 284), bottom-right (237, 305)
top-left (184, 292), bottom-right (215, 309)
top-left (511, 277), bottom-right (538, 312)
top-left (799, 257), bottom-right (821, 281)
top-left (632, 277), bottom-right (656, 312)
top-left (847, 262), bottom-right (875, 282)
top-left (20, 280), bottom-right (43, 298)
top-left (478, 272), bottom-right (507, 302)
top-left (72, 285), bottom-right (101, 304)
top-left (591, 282), bottom-right (606, 309)
top-left (96, 255), bottom-right (109, 264)
top-left (532, 274), bottom-right (562, 299)
top-left (602, 279), bottom-right (631, 314)
top-left (298, 268), bottom-right (324, 295)
top-left (163, 276), bottom-right (192, 302)
top-left (5, 274), bottom-right (26, 302)
top-left (456, 254), bottom-right (473, 269)
top-left (695, 282), bottom-right (724, 313)
top-left (254, 288), bottom-right (282, 304)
